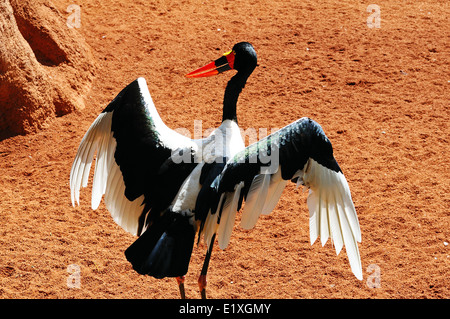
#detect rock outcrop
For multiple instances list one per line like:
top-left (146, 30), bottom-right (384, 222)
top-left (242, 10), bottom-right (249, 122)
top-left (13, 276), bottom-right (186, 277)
top-left (0, 0), bottom-right (96, 138)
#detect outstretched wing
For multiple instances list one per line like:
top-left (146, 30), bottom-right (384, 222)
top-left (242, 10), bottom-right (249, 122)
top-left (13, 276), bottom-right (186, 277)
top-left (209, 117), bottom-right (362, 280)
top-left (70, 78), bottom-right (198, 236)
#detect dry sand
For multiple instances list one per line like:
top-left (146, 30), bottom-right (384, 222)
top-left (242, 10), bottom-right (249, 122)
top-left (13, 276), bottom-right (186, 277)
top-left (0, 0), bottom-right (448, 299)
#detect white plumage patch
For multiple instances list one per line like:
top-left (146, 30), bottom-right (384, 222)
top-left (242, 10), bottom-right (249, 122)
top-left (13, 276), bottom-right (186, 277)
top-left (70, 111), bottom-right (112, 208)
top-left (240, 173), bottom-right (271, 230)
top-left (216, 169), bottom-right (288, 249)
top-left (212, 158), bottom-right (362, 280)
top-left (70, 78), bottom-right (198, 236)
top-left (69, 111), bottom-right (145, 236)
top-left (302, 159), bottom-right (362, 280)
top-left (261, 169), bottom-right (287, 215)
top-left (202, 194), bottom-right (222, 250)
top-left (217, 181), bottom-right (244, 249)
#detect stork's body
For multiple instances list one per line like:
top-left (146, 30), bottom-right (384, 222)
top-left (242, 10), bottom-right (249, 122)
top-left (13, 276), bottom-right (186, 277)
top-left (171, 120), bottom-right (244, 211)
top-left (70, 42), bottom-right (362, 299)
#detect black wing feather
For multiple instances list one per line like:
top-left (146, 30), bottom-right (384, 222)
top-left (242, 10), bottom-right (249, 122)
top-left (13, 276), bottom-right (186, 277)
top-left (102, 79), bottom-right (197, 233)
top-left (215, 117), bottom-right (340, 194)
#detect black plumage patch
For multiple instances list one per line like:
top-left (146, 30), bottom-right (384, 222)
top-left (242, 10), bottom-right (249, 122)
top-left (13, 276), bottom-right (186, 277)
top-left (125, 210), bottom-right (195, 278)
top-left (213, 117), bottom-right (341, 198)
top-left (194, 158), bottom-right (228, 239)
top-left (102, 79), bottom-right (197, 235)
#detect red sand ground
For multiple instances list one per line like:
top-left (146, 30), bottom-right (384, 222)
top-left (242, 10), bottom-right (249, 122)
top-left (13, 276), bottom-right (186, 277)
top-left (0, 0), bottom-right (448, 299)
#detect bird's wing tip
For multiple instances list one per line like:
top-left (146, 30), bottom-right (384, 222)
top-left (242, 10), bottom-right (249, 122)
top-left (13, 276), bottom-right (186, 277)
top-left (136, 77), bottom-right (147, 86)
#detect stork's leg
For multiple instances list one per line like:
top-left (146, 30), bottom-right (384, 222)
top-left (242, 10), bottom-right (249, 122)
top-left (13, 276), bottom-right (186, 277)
top-left (198, 234), bottom-right (216, 299)
top-left (176, 276), bottom-right (186, 299)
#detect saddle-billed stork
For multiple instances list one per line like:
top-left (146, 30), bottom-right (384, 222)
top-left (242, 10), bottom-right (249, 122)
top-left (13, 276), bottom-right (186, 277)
top-left (70, 42), bottom-right (362, 299)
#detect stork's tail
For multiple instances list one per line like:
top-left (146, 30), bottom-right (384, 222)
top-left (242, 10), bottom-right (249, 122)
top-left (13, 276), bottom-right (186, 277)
top-left (124, 211), bottom-right (195, 279)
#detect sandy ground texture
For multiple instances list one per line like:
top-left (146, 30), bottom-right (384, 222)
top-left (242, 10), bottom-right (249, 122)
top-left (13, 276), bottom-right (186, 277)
top-left (0, 0), bottom-right (449, 299)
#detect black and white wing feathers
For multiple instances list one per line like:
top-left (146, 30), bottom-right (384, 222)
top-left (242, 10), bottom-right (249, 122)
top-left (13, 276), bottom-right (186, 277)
top-left (70, 78), bottom-right (198, 236)
top-left (209, 117), bottom-right (362, 280)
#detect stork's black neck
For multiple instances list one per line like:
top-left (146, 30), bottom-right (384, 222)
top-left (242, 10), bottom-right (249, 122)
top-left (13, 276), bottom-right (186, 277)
top-left (221, 42), bottom-right (257, 123)
top-left (222, 71), bottom-right (250, 123)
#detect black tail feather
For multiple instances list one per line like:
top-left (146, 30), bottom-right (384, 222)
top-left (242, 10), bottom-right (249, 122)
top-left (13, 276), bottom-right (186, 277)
top-left (124, 211), bottom-right (195, 279)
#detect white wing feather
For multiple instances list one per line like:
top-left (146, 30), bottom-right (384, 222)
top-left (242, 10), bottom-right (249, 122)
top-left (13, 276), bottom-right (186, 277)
top-left (240, 173), bottom-right (271, 229)
top-left (213, 158), bottom-right (362, 280)
top-left (217, 169), bottom-right (289, 249)
top-left (217, 182), bottom-right (244, 249)
top-left (261, 169), bottom-right (287, 215)
top-left (304, 159), bottom-right (362, 280)
top-left (70, 78), bottom-right (196, 236)
top-left (69, 111), bottom-right (145, 236)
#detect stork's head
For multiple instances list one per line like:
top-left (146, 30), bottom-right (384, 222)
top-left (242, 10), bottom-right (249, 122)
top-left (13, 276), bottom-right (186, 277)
top-left (186, 42), bottom-right (257, 78)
